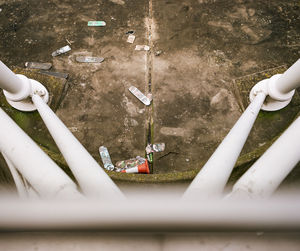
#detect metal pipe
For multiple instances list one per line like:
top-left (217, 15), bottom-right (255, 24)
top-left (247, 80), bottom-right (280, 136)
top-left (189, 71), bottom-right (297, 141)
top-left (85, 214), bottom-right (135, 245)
top-left (1, 153), bottom-right (28, 198)
top-left (0, 61), bottom-right (48, 111)
top-left (276, 59), bottom-right (300, 94)
top-left (183, 92), bottom-right (266, 200)
top-left (0, 108), bottom-right (82, 199)
top-left (229, 115), bottom-right (300, 199)
top-left (0, 197), bottom-right (300, 231)
top-left (250, 59), bottom-right (300, 111)
top-left (32, 94), bottom-right (125, 200)
top-left (0, 61), bottom-right (25, 94)
top-left (2, 153), bottom-right (40, 199)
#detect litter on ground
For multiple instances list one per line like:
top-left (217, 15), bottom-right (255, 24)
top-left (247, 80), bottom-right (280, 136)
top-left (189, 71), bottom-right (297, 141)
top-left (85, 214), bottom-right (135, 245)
top-left (51, 45), bottom-right (71, 57)
top-left (127, 34), bottom-right (135, 43)
top-left (99, 146), bottom-right (114, 171)
top-left (116, 156), bottom-right (150, 174)
top-left (25, 62), bottom-right (52, 70)
top-left (88, 21), bottom-right (106, 26)
top-left (135, 45), bottom-right (150, 51)
top-left (76, 56), bottom-right (104, 63)
top-left (129, 86), bottom-right (151, 106)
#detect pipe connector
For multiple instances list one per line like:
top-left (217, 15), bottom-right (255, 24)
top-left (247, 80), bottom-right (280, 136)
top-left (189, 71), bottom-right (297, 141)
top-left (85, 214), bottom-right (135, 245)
top-left (3, 74), bottom-right (49, 112)
top-left (3, 74), bottom-right (32, 102)
top-left (267, 74), bottom-right (295, 102)
top-left (249, 74), bottom-right (295, 112)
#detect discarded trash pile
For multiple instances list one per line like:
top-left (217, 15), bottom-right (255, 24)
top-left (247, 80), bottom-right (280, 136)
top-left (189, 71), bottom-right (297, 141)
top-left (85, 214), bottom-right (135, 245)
top-left (24, 20), bottom-right (109, 77)
top-left (24, 21), bottom-right (152, 77)
top-left (97, 84), bottom-right (160, 174)
top-left (99, 143), bottom-right (165, 174)
top-left (23, 19), bottom-right (163, 175)
top-left (116, 157), bottom-right (149, 174)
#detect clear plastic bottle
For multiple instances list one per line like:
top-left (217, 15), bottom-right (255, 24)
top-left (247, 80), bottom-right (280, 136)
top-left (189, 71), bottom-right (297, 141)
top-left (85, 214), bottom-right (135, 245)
top-left (99, 146), bottom-right (114, 171)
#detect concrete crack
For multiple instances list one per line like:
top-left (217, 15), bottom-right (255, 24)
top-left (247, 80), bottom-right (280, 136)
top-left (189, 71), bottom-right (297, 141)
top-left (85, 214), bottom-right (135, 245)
top-left (145, 0), bottom-right (154, 173)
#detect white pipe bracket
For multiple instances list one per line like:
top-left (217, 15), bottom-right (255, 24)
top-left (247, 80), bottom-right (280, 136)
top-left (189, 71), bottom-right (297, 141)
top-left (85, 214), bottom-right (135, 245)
top-left (249, 74), bottom-right (294, 112)
top-left (3, 74), bottom-right (49, 112)
top-left (268, 74), bottom-right (295, 101)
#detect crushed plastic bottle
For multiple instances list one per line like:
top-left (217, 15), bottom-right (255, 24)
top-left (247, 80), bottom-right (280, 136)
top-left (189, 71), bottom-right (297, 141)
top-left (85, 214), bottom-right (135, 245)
top-left (153, 143), bottom-right (165, 152)
top-left (146, 143), bottom-right (165, 163)
top-left (129, 86), bottom-right (151, 106)
top-left (25, 62), bottom-right (52, 70)
top-left (115, 156), bottom-right (147, 172)
top-left (88, 21), bottom-right (106, 26)
top-left (99, 146), bottom-right (114, 171)
top-left (146, 143), bottom-right (165, 154)
top-left (51, 45), bottom-right (71, 57)
top-left (76, 56), bottom-right (104, 63)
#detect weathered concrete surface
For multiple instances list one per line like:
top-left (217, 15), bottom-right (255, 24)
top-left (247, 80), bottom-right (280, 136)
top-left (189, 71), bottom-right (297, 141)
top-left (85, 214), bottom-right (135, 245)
top-left (50, 0), bottom-right (150, 162)
top-left (152, 0), bottom-right (300, 173)
top-left (0, 0), bottom-right (299, 185)
top-left (0, 0), bottom-right (149, 164)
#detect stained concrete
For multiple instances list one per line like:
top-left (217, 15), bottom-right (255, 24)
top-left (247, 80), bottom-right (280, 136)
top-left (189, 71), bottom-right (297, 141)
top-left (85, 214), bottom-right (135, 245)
top-left (0, 0), bottom-right (150, 165)
top-left (0, 0), bottom-right (299, 184)
top-left (152, 0), bottom-right (300, 173)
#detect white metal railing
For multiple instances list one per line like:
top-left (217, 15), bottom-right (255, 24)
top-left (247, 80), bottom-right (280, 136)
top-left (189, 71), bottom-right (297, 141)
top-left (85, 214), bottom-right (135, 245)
top-left (31, 94), bottom-right (124, 200)
top-left (228, 114), bottom-right (300, 199)
top-left (2, 153), bottom-right (29, 199)
top-left (0, 61), bottom-right (49, 112)
top-left (0, 195), bottom-right (300, 231)
top-left (183, 59), bottom-right (300, 200)
top-left (0, 107), bottom-right (81, 199)
top-left (0, 59), bottom-right (300, 201)
top-left (0, 60), bottom-right (124, 200)
top-left (183, 92), bottom-right (266, 200)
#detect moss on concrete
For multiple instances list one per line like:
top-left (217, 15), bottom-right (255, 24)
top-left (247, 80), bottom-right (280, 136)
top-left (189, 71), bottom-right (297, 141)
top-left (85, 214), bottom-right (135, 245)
top-left (104, 134), bottom-right (278, 183)
top-left (40, 145), bottom-right (77, 183)
top-left (42, 132), bottom-right (276, 185)
top-left (233, 65), bottom-right (288, 111)
top-left (0, 68), bottom-right (68, 153)
top-left (1, 66), bottom-right (299, 185)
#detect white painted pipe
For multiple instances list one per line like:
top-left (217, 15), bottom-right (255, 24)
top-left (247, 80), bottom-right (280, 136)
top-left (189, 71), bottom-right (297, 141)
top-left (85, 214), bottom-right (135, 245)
top-left (0, 61), bottom-right (49, 111)
top-left (275, 59), bottom-right (300, 94)
top-left (0, 61), bottom-right (31, 101)
top-left (251, 59), bottom-right (300, 111)
top-left (32, 94), bottom-right (125, 200)
top-left (0, 196), bottom-right (300, 231)
top-left (1, 153), bottom-right (28, 198)
top-left (183, 92), bottom-right (266, 200)
top-left (0, 61), bottom-right (25, 94)
top-left (229, 115), bottom-right (300, 199)
top-left (0, 108), bottom-right (82, 199)
top-left (2, 153), bottom-right (40, 199)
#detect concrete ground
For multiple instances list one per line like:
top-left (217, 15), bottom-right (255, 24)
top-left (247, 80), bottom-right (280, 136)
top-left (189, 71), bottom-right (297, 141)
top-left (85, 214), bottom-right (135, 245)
top-left (0, 0), bottom-right (299, 179)
top-left (1, 232), bottom-right (300, 251)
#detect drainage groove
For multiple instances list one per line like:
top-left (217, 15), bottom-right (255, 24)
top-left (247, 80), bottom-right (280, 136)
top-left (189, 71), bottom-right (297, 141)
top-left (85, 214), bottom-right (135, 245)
top-left (145, 0), bottom-right (154, 173)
